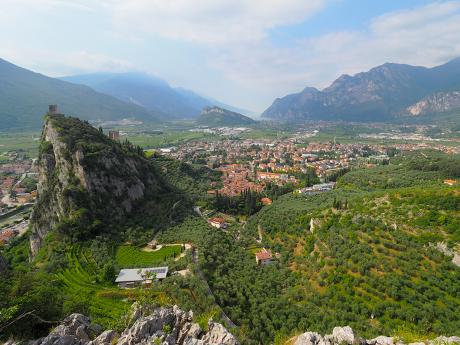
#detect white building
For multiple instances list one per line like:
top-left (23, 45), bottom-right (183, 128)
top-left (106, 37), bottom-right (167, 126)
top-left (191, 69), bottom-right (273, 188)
top-left (115, 267), bottom-right (168, 288)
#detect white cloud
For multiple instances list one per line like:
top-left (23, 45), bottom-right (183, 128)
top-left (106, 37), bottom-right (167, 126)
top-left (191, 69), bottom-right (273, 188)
top-left (0, 48), bottom-right (133, 76)
top-left (2, 0), bottom-right (460, 111)
top-left (109, 0), bottom-right (326, 44)
top-left (63, 51), bottom-right (133, 73)
top-left (206, 1), bottom-right (460, 110)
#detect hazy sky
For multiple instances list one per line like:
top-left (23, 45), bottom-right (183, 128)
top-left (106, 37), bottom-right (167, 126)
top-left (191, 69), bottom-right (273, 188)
top-left (2, 0), bottom-right (460, 113)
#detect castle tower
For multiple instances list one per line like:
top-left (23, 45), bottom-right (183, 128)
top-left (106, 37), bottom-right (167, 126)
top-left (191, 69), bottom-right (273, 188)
top-left (108, 130), bottom-right (120, 140)
top-left (48, 105), bottom-right (58, 115)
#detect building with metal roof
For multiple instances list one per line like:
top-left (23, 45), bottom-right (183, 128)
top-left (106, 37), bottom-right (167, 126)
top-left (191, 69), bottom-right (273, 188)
top-left (115, 266), bottom-right (168, 288)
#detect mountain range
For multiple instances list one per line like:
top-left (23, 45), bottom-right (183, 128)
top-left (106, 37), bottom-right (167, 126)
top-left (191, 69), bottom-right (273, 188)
top-left (0, 59), bottom-right (160, 130)
top-left (262, 57), bottom-right (460, 123)
top-left (61, 72), bottom-right (248, 119)
top-left (0, 58), bottom-right (246, 130)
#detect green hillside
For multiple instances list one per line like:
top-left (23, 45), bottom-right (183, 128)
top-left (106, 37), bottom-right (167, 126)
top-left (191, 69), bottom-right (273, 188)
top-left (161, 151), bottom-right (459, 344)
top-left (196, 106), bottom-right (255, 127)
top-left (0, 59), bottom-right (161, 130)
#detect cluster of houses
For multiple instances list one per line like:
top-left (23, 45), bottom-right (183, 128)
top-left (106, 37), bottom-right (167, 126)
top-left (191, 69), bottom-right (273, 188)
top-left (0, 220), bottom-right (29, 245)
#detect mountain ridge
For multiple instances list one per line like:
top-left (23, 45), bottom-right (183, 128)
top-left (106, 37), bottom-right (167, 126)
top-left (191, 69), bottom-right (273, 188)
top-left (262, 58), bottom-right (460, 123)
top-left (61, 72), bottom-right (249, 119)
top-left (0, 59), bottom-right (161, 130)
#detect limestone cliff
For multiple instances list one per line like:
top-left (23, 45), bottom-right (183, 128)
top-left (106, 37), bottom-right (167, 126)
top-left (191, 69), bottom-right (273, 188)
top-left (30, 114), bottom-right (184, 257)
top-left (406, 90), bottom-right (460, 116)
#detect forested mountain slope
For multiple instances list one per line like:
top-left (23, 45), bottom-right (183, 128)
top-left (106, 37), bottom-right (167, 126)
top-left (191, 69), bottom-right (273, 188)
top-left (0, 59), bottom-right (160, 129)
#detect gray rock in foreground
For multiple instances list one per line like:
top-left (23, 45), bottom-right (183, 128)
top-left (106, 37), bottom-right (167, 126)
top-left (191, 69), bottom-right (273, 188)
top-left (4, 310), bottom-right (459, 345)
top-left (20, 305), bottom-right (238, 345)
top-left (295, 326), bottom-right (460, 345)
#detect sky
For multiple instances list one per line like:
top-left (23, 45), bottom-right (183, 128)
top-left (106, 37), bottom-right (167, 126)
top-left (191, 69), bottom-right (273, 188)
top-left (1, 0), bottom-right (460, 113)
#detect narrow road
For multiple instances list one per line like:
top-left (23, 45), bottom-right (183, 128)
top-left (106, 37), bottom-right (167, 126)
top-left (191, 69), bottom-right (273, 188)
top-left (191, 248), bottom-right (237, 329)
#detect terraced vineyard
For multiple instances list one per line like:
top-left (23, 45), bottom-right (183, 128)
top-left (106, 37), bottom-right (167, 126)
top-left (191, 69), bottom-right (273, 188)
top-left (56, 246), bottom-right (130, 328)
top-left (116, 244), bottom-right (182, 268)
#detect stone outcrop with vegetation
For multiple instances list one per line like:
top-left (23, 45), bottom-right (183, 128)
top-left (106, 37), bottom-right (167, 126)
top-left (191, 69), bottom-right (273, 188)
top-left (8, 305), bottom-right (239, 345)
top-left (5, 309), bottom-right (459, 345)
top-left (30, 114), bottom-right (187, 256)
top-left (294, 326), bottom-right (460, 345)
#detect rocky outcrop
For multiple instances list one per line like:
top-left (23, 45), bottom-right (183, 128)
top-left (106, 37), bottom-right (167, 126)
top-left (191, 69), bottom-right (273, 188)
top-left (434, 242), bottom-right (460, 267)
top-left (26, 306), bottom-right (238, 345)
top-left (29, 114), bottom-right (183, 257)
top-left (406, 91), bottom-right (460, 116)
top-left (294, 326), bottom-right (460, 345)
top-left (5, 313), bottom-right (460, 345)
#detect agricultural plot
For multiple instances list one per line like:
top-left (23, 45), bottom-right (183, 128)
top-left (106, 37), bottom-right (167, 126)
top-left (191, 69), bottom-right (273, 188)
top-left (116, 244), bottom-right (182, 268)
top-left (56, 246), bottom-right (130, 328)
top-left (0, 131), bottom-right (40, 157)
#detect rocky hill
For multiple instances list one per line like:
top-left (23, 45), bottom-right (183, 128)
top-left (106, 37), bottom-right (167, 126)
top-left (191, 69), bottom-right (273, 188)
top-left (262, 57), bottom-right (460, 123)
top-left (0, 59), bottom-right (161, 130)
top-left (196, 107), bottom-right (255, 127)
top-left (30, 112), bottom-right (187, 256)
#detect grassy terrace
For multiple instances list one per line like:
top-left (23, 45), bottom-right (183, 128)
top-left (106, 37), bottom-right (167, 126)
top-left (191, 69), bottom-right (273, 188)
top-left (56, 246), bottom-right (130, 328)
top-left (116, 244), bottom-right (182, 268)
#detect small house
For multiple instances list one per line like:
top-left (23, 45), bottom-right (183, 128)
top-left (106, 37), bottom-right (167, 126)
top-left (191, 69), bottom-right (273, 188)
top-left (209, 217), bottom-right (227, 229)
top-left (115, 266), bottom-right (168, 288)
top-left (255, 248), bottom-right (273, 266)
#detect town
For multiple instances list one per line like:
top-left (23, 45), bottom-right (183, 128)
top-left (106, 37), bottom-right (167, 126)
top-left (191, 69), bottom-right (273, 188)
top-left (0, 150), bottom-right (37, 245)
top-left (158, 130), bottom-right (459, 197)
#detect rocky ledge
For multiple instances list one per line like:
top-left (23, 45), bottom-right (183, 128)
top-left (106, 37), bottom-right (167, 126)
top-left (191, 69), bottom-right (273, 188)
top-left (5, 305), bottom-right (238, 345)
top-left (4, 309), bottom-right (459, 345)
top-left (295, 326), bottom-right (460, 345)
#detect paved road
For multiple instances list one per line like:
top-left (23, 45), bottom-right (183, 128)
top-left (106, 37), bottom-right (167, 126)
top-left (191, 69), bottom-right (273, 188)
top-left (191, 248), bottom-right (237, 329)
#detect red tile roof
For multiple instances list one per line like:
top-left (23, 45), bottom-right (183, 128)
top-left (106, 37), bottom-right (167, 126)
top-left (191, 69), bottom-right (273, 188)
top-left (255, 249), bottom-right (272, 261)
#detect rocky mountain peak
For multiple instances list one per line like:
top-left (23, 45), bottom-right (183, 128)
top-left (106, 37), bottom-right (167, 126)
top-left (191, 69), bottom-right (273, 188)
top-left (262, 57), bottom-right (460, 122)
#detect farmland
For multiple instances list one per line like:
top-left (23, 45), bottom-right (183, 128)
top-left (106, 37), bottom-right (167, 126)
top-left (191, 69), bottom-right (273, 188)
top-left (116, 244), bottom-right (183, 268)
top-left (56, 246), bottom-right (130, 329)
